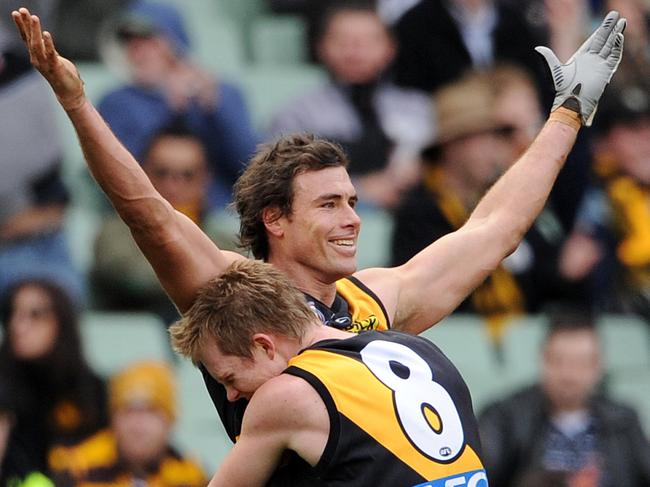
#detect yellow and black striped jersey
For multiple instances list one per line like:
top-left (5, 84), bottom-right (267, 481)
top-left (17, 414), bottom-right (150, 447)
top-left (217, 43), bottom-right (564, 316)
top-left (284, 330), bottom-right (487, 487)
top-left (202, 276), bottom-right (390, 444)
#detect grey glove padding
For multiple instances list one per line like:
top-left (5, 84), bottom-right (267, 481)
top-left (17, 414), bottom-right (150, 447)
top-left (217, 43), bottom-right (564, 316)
top-left (536, 10), bottom-right (626, 126)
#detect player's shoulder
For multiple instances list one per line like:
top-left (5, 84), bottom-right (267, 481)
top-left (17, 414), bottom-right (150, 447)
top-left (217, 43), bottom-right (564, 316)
top-left (246, 374), bottom-right (327, 431)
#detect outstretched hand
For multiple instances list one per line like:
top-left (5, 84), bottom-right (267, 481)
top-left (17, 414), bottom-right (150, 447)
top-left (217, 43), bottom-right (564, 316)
top-left (12, 7), bottom-right (85, 111)
top-left (536, 10), bottom-right (626, 126)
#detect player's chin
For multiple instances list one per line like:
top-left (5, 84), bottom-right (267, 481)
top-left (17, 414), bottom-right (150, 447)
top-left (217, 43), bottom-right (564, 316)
top-left (331, 255), bottom-right (357, 278)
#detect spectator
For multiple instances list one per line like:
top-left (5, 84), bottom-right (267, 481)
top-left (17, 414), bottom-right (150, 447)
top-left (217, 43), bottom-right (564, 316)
top-left (98, 0), bottom-right (258, 209)
top-left (49, 361), bottom-right (206, 487)
top-left (267, 0), bottom-right (421, 58)
top-left (491, 65), bottom-right (597, 276)
top-left (91, 120), bottom-right (240, 324)
top-left (391, 70), bottom-right (583, 341)
top-left (392, 0), bottom-right (547, 96)
top-left (561, 83), bottom-right (650, 321)
top-left (269, 1), bottom-right (434, 208)
top-left (0, 42), bottom-right (84, 303)
top-left (478, 311), bottom-right (650, 486)
top-left (0, 279), bottom-right (108, 480)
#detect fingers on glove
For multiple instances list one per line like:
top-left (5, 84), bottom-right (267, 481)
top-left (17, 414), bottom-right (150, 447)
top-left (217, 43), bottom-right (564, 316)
top-left (535, 46), bottom-right (562, 81)
top-left (606, 33), bottom-right (625, 78)
top-left (588, 10), bottom-right (620, 54)
top-left (600, 17), bottom-right (626, 59)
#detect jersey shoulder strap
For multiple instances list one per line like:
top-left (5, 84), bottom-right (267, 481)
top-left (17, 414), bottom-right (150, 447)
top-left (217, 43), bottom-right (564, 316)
top-left (335, 276), bottom-right (390, 331)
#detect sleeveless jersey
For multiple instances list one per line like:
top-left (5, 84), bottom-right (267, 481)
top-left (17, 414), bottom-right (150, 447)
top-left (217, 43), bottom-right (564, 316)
top-left (200, 275), bottom-right (389, 443)
top-left (284, 331), bottom-right (487, 487)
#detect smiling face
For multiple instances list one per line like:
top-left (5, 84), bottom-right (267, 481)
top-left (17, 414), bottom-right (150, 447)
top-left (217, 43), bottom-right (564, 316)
top-left (268, 166), bottom-right (361, 284)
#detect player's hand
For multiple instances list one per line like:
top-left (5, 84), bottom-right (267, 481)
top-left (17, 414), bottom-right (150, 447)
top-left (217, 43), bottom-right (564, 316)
top-left (11, 7), bottom-right (85, 111)
top-left (536, 10), bottom-right (626, 126)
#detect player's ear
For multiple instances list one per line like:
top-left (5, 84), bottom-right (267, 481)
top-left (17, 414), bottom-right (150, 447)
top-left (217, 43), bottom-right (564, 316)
top-left (252, 333), bottom-right (276, 359)
top-left (262, 206), bottom-right (284, 238)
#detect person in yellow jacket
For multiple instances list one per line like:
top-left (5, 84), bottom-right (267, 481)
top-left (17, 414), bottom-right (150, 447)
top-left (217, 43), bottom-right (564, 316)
top-left (48, 361), bottom-right (206, 487)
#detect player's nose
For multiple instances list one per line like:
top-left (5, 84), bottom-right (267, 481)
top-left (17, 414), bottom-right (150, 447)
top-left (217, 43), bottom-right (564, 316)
top-left (226, 386), bottom-right (241, 402)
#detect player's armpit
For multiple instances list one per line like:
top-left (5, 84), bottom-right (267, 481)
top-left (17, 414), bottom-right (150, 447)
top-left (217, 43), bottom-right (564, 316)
top-left (208, 375), bottom-right (329, 486)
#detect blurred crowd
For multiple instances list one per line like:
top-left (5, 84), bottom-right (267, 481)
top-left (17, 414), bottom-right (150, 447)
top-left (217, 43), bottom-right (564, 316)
top-left (0, 0), bottom-right (649, 485)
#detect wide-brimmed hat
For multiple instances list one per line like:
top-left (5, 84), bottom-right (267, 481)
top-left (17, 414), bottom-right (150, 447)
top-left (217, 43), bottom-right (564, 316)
top-left (422, 72), bottom-right (513, 160)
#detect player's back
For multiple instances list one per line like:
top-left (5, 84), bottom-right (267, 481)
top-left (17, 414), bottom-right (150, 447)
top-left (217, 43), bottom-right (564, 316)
top-left (282, 330), bottom-right (487, 487)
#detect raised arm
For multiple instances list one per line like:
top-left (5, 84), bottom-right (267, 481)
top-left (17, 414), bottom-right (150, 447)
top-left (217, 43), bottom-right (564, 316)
top-left (12, 8), bottom-right (244, 312)
top-left (356, 11), bottom-right (626, 334)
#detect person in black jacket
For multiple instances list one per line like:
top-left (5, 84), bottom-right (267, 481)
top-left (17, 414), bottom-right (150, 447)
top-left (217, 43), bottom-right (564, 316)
top-left (478, 312), bottom-right (650, 486)
top-left (0, 279), bottom-right (108, 481)
top-left (392, 0), bottom-right (547, 95)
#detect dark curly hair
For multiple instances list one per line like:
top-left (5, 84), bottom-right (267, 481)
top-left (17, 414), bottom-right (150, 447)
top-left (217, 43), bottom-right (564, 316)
top-left (233, 133), bottom-right (349, 260)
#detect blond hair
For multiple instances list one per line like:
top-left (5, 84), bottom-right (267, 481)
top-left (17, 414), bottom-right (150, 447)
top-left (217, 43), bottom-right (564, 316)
top-left (170, 260), bottom-right (316, 362)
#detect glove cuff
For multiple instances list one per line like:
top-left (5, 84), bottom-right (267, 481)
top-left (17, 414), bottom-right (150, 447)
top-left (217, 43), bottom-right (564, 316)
top-left (549, 107), bottom-right (582, 130)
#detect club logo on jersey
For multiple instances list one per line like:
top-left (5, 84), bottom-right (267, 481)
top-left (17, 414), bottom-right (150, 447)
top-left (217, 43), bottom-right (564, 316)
top-left (413, 469), bottom-right (488, 487)
top-left (344, 315), bottom-right (379, 333)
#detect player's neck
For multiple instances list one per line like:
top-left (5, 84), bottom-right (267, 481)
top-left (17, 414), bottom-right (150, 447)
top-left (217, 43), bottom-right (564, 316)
top-left (268, 257), bottom-right (339, 307)
top-left (303, 322), bottom-right (354, 348)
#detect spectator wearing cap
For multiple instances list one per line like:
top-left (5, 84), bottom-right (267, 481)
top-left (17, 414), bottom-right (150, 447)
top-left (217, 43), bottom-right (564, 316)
top-left (560, 84), bottom-right (650, 322)
top-left (49, 361), bottom-right (206, 487)
top-left (391, 69), bottom-right (583, 341)
top-left (97, 0), bottom-right (258, 209)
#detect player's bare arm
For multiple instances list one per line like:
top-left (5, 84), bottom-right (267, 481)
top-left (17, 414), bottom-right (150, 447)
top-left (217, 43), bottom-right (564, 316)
top-left (11, 8), bottom-right (243, 312)
top-left (355, 11), bottom-right (626, 335)
top-left (208, 375), bottom-right (329, 486)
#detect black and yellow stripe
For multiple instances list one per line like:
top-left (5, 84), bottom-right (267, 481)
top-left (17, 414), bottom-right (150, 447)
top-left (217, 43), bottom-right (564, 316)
top-left (285, 331), bottom-right (485, 486)
top-left (336, 276), bottom-right (390, 332)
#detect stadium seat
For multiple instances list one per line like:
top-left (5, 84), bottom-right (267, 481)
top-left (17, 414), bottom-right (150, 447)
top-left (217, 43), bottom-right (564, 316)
top-left (214, 0), bottom-right (267, 25)
top-left (189, 17), bottom-right (247, 76)
top-left (237, 65), bottom-right (327, 129)
top-left (250, 15), bottom-right (308, 65)
top-left (598, 314), bottom-right (650, 373)
top-left (356, 208), bottom-right (393, 269)
top-left (500, 314), bottom-right (548, 390)
top-left (173, 358), bottom-right (233, 472)
top-left (80, 311), bottom-right (171, 377)
top-left (63, 205), bottom-right (103, 277)
top-left (421, 315), bottom-right (509, 411)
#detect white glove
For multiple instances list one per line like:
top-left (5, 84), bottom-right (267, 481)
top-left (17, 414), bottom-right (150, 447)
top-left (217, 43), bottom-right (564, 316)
top-left (536, 10), bottom-right (626, 126)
